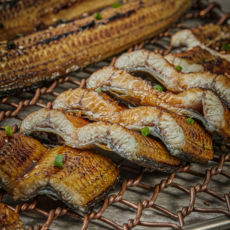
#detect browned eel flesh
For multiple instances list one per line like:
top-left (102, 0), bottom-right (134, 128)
top-left (86, 67), bottom-right (230, 143)
top-left (0, 131), bottom-right (119, 213)
top-left (0, 203), bottom-right (25, 230)
top-left (165, 46), bottom-right (230, 75)
top-left (53, 88), bottom-right (213, 163)
top-left (20, 108), bottom-right (181, 172)
top-left (114, 49), bottom-right (230, 106)
top-left (171, 23), bottom-right (230, 62)
top-left (0, 0), bottom-right (119, 41)
top-left (0, 0), bottom-right (191, 97)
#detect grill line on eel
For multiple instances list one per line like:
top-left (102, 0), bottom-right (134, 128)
top-left (114, 49), bottom-right (230, 106)
top-left (53, 88), bottom-right (213, 163)
top-left (0, 131), bottom-right (120, 213)
top-left (86, 67), bottom-right (230, 143)
top-left (0, 0), bottom-right (191, 97)
top-left (20, 108), bottom-right (181, 173)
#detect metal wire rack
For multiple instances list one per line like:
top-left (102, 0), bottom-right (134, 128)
top-left (0, 1), bottom-right (230, 230)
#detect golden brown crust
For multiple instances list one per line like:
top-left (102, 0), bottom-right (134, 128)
top-left (0, 0), bottom-right (191, 96)
top-left (0, 0), bottom-right (119, 41)
top-left (0, 203), bottom-right (25, 230)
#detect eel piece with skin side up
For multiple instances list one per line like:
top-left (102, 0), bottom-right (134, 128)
top-left (0, 131), bottom-right (120, 213)
top-left (20, 108), bottom-right (181, 173)
top-left (86, 67), bottom-right (230, 143)
top-left (164, 46), bottom-right (230, 75)
top-left (114, 49), bottom-right (230, 106)
top-left (0, 0), bottom-right (119, 41)
top-left (0, 0), bottom-right (191, 97)
top-left (53, 88), bottom-right (214, 164)
top-left (170, 24), bottom-right (230, 62)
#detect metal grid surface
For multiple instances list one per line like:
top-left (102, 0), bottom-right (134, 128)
top-left (0, 1), bottom-right (230, 229)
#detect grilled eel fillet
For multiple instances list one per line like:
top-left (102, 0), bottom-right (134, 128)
top-left (114, 49), bottom-right (230, 106)
top-left (20, 108), bottom-right (181, 172)
top-left (0, 0), bottom-right (119, 41)
top-left (53, 88), bottom-right (213, 163)
top-left (0, 203), bottom-right (25, 230)
top-left (0, 131), bottom-right (119, 213)
top-left (0, 0), bottom-right (191, 97)
top-left (170, 23), bottom-right (230, 62)
top-left (165, 46), bottom-right (230, 75)
top-left (86, 67), bottom-right (230, 142)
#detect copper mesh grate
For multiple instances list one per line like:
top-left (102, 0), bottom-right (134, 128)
top-left (0, 1), bottom-right (230, 230)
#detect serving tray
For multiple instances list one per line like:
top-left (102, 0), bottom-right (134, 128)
top-left (0, 0), bottom-right (230, 229)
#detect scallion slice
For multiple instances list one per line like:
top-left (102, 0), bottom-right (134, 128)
top-left (95, 12), bottom-right (102, 20)
top-left (54, 154), bottom-right (64, 167)
top-left (112, 2), bottom-right (121, 8)
top-left (154, 85), bottom-right (163, 92)
top-left (95, 87), bottom-right (102, 93)
top-left (5, 126), bottom-right (13, 137)
top-left (187, 118), bottom-right (194, 125)
top-left (141, 126), bottom-right (150, 136)
top-left (175, 65), bottom-right (182, 72)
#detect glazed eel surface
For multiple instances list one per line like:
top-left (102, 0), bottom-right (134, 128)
top-left (0, 131), bottom-right (119, 213)
top-left (0, 0), bottom-right (191, 97)
top-left (0, 0), bottom-right (119, 41)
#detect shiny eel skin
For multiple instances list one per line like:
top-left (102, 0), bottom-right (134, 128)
top-left (52, 88), bottom-right (214, 164)
top-left (20, 108), bottom-right (181, 173)
top-left (0, 0), bottom-right (119, 41)
top-left (0, 131), bottom-right (120, 213)
top-left (86, 67), bottom-right (230, 143)
top-left (0, 0), bottom-right (192, 97)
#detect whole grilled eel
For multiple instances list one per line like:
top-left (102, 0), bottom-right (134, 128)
top-left (170, 23), bottom-right (230, 62)
top-left (114, 49), bottom-right (230, 106)
top-left (165, 46), bottom-right (230, 75)
top-left (0, 203), bottom-right (25, 230)
top-left (86, 67), bottom-right (230, 143)
top-left (53, 88), bottom-right (213, 163)
top-left (20, 108), bottom-right (181, 172)
top-left (0, 0), bottom-right (192, 97)
top-left (0, 131), bottom-right (119, 213)
top-left (0, 0), bottom-right (119, 41)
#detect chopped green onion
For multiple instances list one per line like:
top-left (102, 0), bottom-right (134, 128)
top-left (141, 126), bottom-right (150, 136)
top-left (16, 33), bottom-right (24, 37)
top-left (154, 85), bottom-right (163, 92)
top-left (187, 118), bottom-right (194, 125)
top-left (7, 42), bottom-right (16, 49)
top-left (95, 12), bottom-right (102, 20)
top-left (5, 126), bottom-right (13, 137)
top-left (0, 22), bottom-right (3, 28)
top-left (175, 65), bottom-right (182, 72)
top-left (112, 2), bottom-right (121, 8)
top-left (60, 18), bottom-right (67, 23)
top-left (201, 59), bottom-right (205, 62)
top-left (95, 87), bottom-right (102, 93)
top-left (54, 154), bottom-right (64, 167)
top-left (222, 43), bottom-right (230, 52)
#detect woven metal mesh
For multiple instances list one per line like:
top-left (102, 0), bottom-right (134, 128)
top-left (0, 1), bottom-right (230, 230)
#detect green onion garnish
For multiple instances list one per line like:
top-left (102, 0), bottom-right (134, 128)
top-left (154, 85), bottom-right (163, 92)
top-left (187, 118), bottom-right (194, 125)
top-left (141, 126), bottom-right (150, 136)
top-left (112, 2), bottom-right (121, 8)
top-left (0, 22), bottom-right (3, 29)
top-left (95, 87), bottom-right (102, 93)
top-left (7, 42), bottom-right (16, 49)
top-left (175, 65), bottom-right (182, 72)
top-left (54, 154), bottom-right (64, 167)
top-left (5, 126), bottom-right (13, 137)
top-left (222, 43), bottom-right (230, 52)
top-left (16, 34), bottom-right (24, 37)
top-left (95, 12), bottom-right (102, 20)
top-left (201, 59), bottom-right (205, 62)
top-left (60, 18), bottom-right (67, 23)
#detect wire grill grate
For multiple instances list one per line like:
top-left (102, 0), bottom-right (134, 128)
top-left (0, 1), bottom-right (230, 230)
